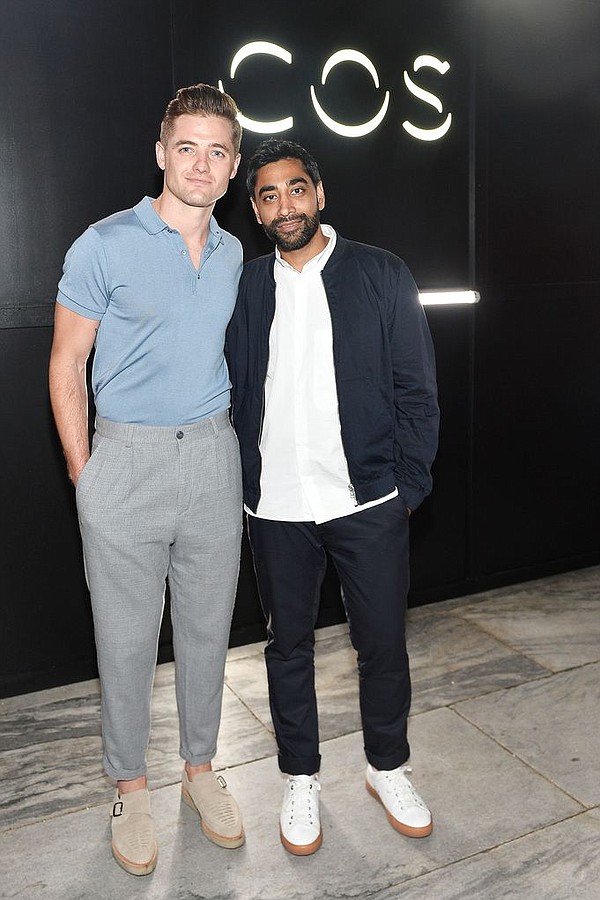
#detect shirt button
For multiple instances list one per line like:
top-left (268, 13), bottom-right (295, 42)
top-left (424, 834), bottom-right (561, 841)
top-left (176, 430), bottom-right (184, 440)
top-left (181, 249), bottom-right (187, 255)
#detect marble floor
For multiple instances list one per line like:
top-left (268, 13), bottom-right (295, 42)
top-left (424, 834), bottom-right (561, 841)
top-left (1, 566), bottom-right (599, 899)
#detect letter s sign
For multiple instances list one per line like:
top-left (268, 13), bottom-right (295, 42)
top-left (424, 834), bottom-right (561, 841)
top-left (403, 55), bottom-right (452, 141)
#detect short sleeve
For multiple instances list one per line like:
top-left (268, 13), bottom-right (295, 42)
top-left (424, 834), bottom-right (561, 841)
top-left (56, 226), bottom-right (109, 321)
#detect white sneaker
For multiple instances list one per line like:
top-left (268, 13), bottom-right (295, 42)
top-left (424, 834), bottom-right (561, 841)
top-left (366, 763), bottom-right (432, 838)
top-left (279, 774), bottom-right (323, 855)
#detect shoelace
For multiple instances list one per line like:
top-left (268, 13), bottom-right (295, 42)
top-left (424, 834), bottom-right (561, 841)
top-left (284, 778), bottom-right (321, 827)
top-left (381, 766), bottom-right (427, 811)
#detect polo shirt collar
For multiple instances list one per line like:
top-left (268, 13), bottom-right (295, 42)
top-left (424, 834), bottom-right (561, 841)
top-left (133, 196), bottom-right (223, 244)
top-left (134, 196), bottom-right (168, 234)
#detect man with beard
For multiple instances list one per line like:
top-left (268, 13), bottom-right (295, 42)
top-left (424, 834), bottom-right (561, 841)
top-left (226, 139), bottom-right (439, 856)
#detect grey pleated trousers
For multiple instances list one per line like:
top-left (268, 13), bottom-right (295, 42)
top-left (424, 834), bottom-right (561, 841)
top-left (76, 411), bottom-right (242, 781)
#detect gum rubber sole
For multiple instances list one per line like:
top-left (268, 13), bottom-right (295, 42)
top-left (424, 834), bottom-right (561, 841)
top-left (280, 826), bottom-right (323, 856)
top-left (366, 780), bottom-right (433, 838)
top-left (111, 842), bottom-right (158, 876)
top-left (181, 787), bottom-right (245, 849)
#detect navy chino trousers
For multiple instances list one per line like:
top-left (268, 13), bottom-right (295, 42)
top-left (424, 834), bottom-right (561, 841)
top-left (247, 495), bottom-right (412, 776)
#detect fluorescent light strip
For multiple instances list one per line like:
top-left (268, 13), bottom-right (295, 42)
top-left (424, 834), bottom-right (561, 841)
top-left (419, 290), bottom-right (480, 306)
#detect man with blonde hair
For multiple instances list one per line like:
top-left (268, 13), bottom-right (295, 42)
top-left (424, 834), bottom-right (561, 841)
top-left (49, 84), bottom-right (245, 875)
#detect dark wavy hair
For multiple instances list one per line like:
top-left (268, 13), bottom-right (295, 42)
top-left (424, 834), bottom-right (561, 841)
top-left (246, 138), bottom-right (321, 197)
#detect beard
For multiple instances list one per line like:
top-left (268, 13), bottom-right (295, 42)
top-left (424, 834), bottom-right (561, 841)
top-left (261, 211), bottom-right (321, 251)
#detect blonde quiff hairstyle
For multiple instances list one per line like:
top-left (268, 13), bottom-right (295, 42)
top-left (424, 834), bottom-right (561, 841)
top-left (159, 83), bottom-right (242, 152)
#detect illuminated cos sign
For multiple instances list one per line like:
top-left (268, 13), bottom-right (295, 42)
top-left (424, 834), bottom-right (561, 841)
top-left (219, 41), bottom-right (452, 141)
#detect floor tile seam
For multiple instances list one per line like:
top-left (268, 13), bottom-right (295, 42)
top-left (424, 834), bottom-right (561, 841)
top-left (365, 848), bottom-right (499, 898)
top-left (441, 588), bottom-right (600, 616)
top-left (0, 685), bottom-right (102, 716)
top-left (366, 808), bottom-right (595, 898)
top-left (449, 706), bottom-right (589, 809)
top-left (0, 736), bottom-right (103, 759)
top-left (0, 749), bottom-right (280, 837)
top-left (0, 798), bottom-right (109, 835)
top-left (0, 741), bottom-right (283, 837)
top-left (225, 623), bottom-right (349, 663)
top-left (542, 657), bottom-right (600, 675)
top-left (444, 567), bottom-right (600, 605)
top-left (429, 667), bottom-right (557, 712)
top-left (447, 658), bottom-right (598, 710)
top-left (0, 782), bottom-right (172, 836)
top-left (424, 586), bottom-right (540, 615)
top-left (445, 611), bottom-right (561, 672)
top-left (447, 592), bottom-right (600, 621)
top-left (225, 644), bottom-right (265, 663)
top-left (446, 604), bottom-right (600, 649)
top-left (223, 682), bottom-right (275, 735)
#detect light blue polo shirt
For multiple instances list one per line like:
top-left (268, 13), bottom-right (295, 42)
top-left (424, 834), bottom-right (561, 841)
top-left (57, 196), bottom-right (243, 425)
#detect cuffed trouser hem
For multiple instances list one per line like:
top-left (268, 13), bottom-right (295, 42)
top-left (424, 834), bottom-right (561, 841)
top-left (104, 758), bottom-right (148, 782)
top-left (365, 745), bottom-right (410, 772)
top-left (278, 754), bottom-right (321, 776)
top-left (180, 750), bottom-right (216, 767)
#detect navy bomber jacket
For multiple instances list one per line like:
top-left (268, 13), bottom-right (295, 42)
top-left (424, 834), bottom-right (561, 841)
top-left (225, 234), bottom-right (440, 514)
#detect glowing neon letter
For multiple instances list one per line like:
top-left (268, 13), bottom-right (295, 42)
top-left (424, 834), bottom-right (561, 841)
top-left (310, 49), bottom-right (390, 138)
top-left (402, 55), bottom-right (452, 141)
top-left (219, 41), bottom-right (293, 133)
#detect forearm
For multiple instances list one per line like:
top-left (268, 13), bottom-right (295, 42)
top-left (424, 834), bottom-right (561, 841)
top-left (49, 353), bottom-right (90, 486)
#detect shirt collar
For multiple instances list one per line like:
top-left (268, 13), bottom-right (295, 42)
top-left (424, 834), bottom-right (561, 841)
top-left (133, 196), bottom-right (222, 245)
top-left (133, 196), bottom-right (169, 234)
top-left (275, 224), bottom-right (337, 272)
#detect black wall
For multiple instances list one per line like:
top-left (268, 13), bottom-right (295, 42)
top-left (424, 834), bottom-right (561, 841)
top-left (1, 0), bottom-right (598, 697)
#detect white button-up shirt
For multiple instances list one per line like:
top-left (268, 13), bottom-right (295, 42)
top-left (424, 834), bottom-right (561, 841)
top-left (249, 224), bottom-right (397, 525)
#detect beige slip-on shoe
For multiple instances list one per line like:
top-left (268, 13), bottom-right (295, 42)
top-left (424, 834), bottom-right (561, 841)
top-left (181, 769), bottom-right (245, 848)
top-left (111, 788), bottom-right (158, 876)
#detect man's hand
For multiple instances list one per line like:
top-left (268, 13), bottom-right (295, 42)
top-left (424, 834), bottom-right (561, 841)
top-left (69, 459), bottom-right (89, 488)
